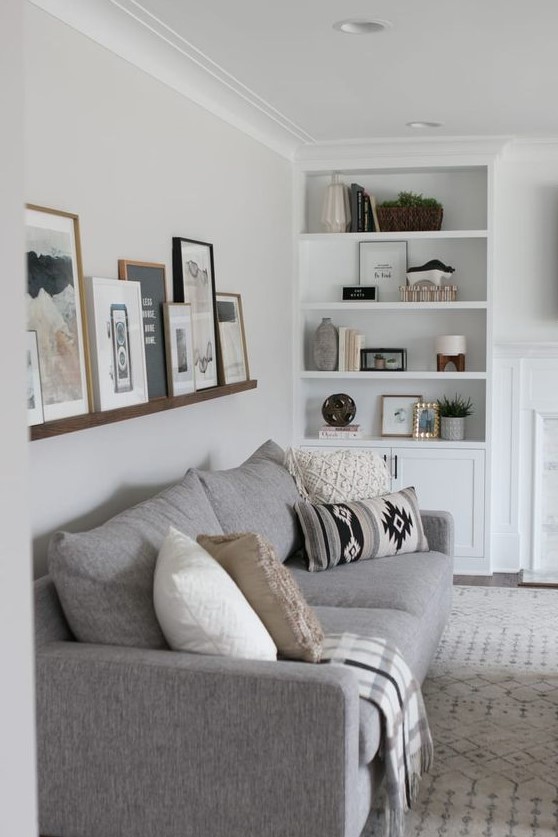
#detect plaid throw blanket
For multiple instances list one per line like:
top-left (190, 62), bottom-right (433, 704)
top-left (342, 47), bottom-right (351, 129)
top-left (321, 633), bottom-right (433, 837)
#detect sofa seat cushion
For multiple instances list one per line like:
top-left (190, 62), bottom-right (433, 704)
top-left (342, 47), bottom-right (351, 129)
top-left (48, 471), bottom-right (223, 649)
top-left (316, 605), bottom-right (421, 765)
top-left (195, 440), bottom-right (302, 562)
top-left (287, 549), bottom-right (451, 620)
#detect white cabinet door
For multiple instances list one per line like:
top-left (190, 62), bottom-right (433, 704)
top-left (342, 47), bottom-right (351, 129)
top-left (391, 447), bottom-right (485, 558)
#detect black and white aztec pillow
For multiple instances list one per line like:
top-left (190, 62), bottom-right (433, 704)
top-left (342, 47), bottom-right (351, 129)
top-left (295, 486), bottom-right (429, 572)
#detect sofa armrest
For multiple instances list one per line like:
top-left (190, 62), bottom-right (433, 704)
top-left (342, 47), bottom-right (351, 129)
top-left (420, 510), bottom-right (454, 557)
top-left (36, 642), bottom-right (361, 837)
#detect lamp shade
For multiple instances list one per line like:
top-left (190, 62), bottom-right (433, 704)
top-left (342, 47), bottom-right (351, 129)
top-left (435, 335), bottom-right (466, 355)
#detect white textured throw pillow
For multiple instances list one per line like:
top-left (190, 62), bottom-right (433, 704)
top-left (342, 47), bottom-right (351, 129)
top-left (153, 527), bottom-right (277, 660)
top-left (286, 448), bottom-right (390, 504)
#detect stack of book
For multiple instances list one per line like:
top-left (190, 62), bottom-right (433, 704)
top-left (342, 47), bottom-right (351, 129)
top-left (318, 424), bottom-right (363, 440)
top-left (338, 327), bottom-right (364, 371)
top-left (350, 183), bottom-right (380, 232)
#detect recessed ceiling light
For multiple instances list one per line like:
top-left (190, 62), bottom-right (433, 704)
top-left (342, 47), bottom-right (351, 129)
top-left (333, 19), bottom-right (392, 35)
top-left (406, 121), bottom-right (443, 129)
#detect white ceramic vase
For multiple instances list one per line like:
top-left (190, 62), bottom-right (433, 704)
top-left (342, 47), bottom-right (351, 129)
top-left (321, 174), bottom-right (351, 233)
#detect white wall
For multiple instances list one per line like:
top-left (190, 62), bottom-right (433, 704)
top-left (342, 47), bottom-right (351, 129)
top-left (0, 0), bottom-right (38, 833)
top-left (491, 142), bottom-right (558, 572)
top-left (25, 6), bottom-right (294, 575)
top-left (494, 143), bottom-right (558, 344)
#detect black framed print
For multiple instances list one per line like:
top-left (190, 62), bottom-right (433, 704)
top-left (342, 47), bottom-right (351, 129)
top-left (119, 260), bottom-right (168, 399)
top-left (172, 237), bottom-right (219, 390)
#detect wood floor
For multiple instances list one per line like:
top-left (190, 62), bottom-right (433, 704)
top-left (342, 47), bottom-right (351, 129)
top-left (454, 573), bottom-right (521, 587)
top-left (454, 572), bottom-right (558, 588)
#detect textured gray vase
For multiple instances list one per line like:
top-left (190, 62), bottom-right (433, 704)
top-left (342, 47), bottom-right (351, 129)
top-left (313, 318), bottom-right (338, 371)
top-left (441, 416), bottom-right (465, 441)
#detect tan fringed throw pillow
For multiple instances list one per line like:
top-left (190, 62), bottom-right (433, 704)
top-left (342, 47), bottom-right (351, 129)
top-left (197, 532), bottom-right (324, 662)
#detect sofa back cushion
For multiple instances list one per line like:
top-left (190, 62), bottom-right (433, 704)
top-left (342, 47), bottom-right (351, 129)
top-left (48, 471), bottom-right (223, 648)
top-left (195, 440), bottom-right (302, 562)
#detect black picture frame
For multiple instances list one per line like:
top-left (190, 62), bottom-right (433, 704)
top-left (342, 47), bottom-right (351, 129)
top-left (172, 237), bottom-right (219, 389)
top-left (119, 260), bottom-right (168, 399)
top-left (360, 347), bottom-right (407, 371)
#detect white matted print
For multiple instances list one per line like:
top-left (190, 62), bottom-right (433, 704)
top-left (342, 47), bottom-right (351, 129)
top-left (163, 303), bottom-right (195, 396)
top-left (25, 205), bottom-right (91, 421)
top-left (359, 241), bottom-right (407, 301)
top-left (84, 276), bottom-right (148, 410)
top-left (26, 330), bottom-right (44, 426)
top-left (216, 293), bottom-right (250, 384)
top-left (382, 394), bottom-right (422, 437)
top-left (172, 237), bottom-right (218, 390)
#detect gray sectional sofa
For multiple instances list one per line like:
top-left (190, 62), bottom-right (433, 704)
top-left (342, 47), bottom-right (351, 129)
top-left (34, 440), bottom-right (454, 837)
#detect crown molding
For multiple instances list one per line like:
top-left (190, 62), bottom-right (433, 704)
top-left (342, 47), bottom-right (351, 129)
top-left (501, 137), bottom-right (558, 163)
top-left (28, 0), bottom-right (315, 159)
top-left (294, 137), bottom-right (512, 171)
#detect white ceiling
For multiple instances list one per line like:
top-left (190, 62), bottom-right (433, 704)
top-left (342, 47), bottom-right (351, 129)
top-left (30, 0), bottom-right (558, 157)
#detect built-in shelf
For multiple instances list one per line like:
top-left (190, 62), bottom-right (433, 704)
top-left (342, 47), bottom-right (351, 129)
top-left (299, 230), bottom-right (488, 241)
top-left (30, 379), bottom-right (258, 441)
top-left (301, 301), bottom-right (488, 311)
top-left (302, 436), bottom-right (487, 449)
top-left (300, 371), bottom-right (487, 380)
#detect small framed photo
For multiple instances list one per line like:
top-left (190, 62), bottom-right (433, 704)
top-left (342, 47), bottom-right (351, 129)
top-left (26, 330), bottom-right (44, 426)
top-left (216, 293), bottom-right (250, 384)
top-left (361, 348), bottom-right (407, 372)
top-left (84, 276), bottom-right (148, 411)
top-left (172, 237), bottom-right (219, 390)
top-left (163, 303), bottom-right (195, 397)
top-left (25, 204), bottom-right (91, 421)
top-left (413, 401), bottom-right (441, 439)
top-left (382, 394), bottom-right (422, 437)
top-left (118, 260), bottom-right (168, 400)
top-left (359, 241), bottom-right (407, 301)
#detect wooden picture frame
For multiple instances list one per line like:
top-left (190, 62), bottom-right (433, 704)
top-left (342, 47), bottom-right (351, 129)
top-left (163, 303), bottom-right (195, 396)
top-left (216, 293), bottom-right (250, 384)
top-left (25, 204), bottom-right (91, 420)
top-left (84, 276), bottom-right (148, 411)
top-left (26, 330), bottom-right (44, 426)
top-left (413, 401), bottom-right (441, 439)
top-left (118, 260), bottom-right (168, 399)
top-left (381, 394), bottom-right (422, 437)
top-left (172, 237), bottom-right (219, 390)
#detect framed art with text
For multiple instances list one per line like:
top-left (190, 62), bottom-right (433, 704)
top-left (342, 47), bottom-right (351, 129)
top-left (84, 276), bottom-right (148, 411)
top-left (25, 204), bottom-right (91, 421)
top-left (172, 237), bottom-right (219, 390)
top-left (216, 293), bottom-right (250, 384)
top-left (163, 303), bottom-right (195, 396)
top-left (359, 240), bottom-right (407, 301)
top-left (118, 260), bottom-right (168, 399)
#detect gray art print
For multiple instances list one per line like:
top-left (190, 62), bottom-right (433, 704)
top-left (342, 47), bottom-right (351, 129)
top-left (25, 208), bottom-right (89, 420)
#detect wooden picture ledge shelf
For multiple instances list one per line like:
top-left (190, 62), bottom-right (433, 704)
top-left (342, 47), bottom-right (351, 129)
top-left (30, 379), bottom-right (258, 441)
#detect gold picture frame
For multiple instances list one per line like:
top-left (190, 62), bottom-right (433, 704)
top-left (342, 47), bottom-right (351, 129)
top-left (412, 401), bottom-right (440, 439)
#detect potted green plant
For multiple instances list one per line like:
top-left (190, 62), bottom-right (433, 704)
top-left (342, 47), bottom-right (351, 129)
top-left (374, 353), bottom-right (385, 370)
top-left (377, 191), bottom-right (443, 232)
top-left (437, 394), bottom-right (474, 441)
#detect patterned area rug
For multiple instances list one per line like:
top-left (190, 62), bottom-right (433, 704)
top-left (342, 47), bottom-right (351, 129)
top-left (369, 586), bottom-right (558, 836)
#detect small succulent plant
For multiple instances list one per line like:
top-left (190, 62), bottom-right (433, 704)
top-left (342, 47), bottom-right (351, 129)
top-left (437, 394), bottom-right (474, 417)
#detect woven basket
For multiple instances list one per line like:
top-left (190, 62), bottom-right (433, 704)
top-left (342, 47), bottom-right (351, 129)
top-left (376, 205), bottom-right (443, 232)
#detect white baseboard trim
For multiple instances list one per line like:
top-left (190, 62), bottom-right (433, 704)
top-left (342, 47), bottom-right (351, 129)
top-left (453, 555), bottom-right (491, 575)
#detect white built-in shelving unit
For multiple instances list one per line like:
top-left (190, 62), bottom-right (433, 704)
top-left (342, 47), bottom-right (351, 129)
top-left (293, 145), bottom-right (500, 573)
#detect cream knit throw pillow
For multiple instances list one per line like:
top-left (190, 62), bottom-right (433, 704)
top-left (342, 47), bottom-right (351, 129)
top-left (285, 448), bottom-right (390, 504)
